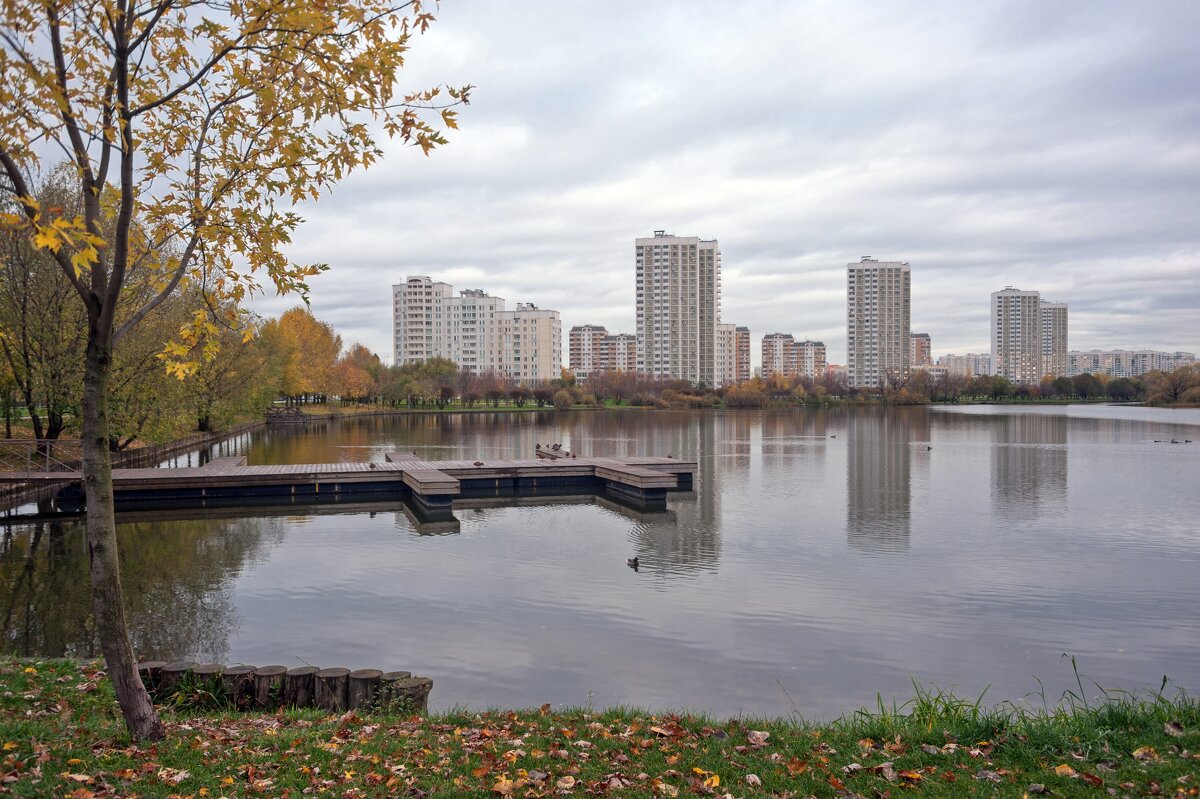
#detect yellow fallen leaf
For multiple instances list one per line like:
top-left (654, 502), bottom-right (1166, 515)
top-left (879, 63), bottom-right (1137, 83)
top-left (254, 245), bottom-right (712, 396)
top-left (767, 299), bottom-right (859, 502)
top-left (23, 667), bottom-right (37, 675)
top-left (1054, 764), bottom-right (1077, 777)
top-left (703, 774), bottom-right (720, 788)
top-left (2, 742), bottom-right (16, 751)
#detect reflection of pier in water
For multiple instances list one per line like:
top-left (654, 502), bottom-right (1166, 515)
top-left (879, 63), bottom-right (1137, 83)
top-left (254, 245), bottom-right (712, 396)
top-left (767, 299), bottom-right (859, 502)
top-left (990, 414), bottom-right (1067, 520)
top-left (846, 410), bottom-right (928, 554)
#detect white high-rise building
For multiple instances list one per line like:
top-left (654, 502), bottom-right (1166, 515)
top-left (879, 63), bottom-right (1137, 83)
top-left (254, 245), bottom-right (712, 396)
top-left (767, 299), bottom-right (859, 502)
top-left (990, 287), bottom-right (1068, 383)
top-left (392, 276), bottom-right (561, 382)
top-left (636, 230), bottom-right (721, 385)
top-left (846, 257), bottom-right (911, 389)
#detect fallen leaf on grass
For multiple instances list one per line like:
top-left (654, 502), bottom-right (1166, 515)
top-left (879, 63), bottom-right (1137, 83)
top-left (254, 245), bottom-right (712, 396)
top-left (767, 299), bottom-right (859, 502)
top-left (1026, 784), bottom-right (1048, 794)
top-left (976, 769), bottom-right (1002, 782)
top-left (556, 775), bottom-right (575, 789)
top-left (747, 730), bottom-right (770, 747)
top-left (1164, 722), bottom-right (1184, 737)
top-left (1133, 746), bottom-right (1162, 762)
top-left (1079, 772), bottom-right (1103, 788)
top-left (745, 774), bottom-right (762, 786)
top-left (1053, 764), bottom-right (1076, 777)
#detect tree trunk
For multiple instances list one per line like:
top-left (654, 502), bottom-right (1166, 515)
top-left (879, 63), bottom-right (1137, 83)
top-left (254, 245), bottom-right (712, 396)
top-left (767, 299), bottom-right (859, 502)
top-left (81, 329), bottom-right (164, 741)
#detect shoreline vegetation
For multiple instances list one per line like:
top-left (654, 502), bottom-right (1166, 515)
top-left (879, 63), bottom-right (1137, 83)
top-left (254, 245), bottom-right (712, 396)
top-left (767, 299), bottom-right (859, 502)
top-left (1, 660), bottom-right (1196, 798)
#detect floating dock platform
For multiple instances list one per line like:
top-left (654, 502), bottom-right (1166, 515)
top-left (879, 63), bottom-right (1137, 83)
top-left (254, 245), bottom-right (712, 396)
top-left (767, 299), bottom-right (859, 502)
top-left (2, 453), bottom-right (695, 515)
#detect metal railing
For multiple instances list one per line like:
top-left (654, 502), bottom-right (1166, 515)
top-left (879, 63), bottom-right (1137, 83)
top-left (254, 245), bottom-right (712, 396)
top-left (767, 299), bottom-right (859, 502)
top-left (0, 439), bottom-right (84, 473)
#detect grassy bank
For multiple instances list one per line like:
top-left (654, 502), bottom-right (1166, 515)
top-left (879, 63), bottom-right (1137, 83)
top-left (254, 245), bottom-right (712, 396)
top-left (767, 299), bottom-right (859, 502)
top-left (1, 660), bottom-right (1196, 798)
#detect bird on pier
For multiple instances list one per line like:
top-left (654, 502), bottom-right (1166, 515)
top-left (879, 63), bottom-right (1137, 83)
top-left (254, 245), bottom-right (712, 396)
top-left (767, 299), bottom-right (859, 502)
top-left (627, 557), bottom-right (639, 571)
top-left (551, 443), bottom-right (562, 451)
top-left (831, 434), bottom-right (836, 438)
top-left (473, 461), bottom-right (484, 466)
top-left (368, 463), bottom-right (377, 469)
top-left (926, 446), bottom-right (932, 451)
top-left (536, 443), bottom-right (542, 450)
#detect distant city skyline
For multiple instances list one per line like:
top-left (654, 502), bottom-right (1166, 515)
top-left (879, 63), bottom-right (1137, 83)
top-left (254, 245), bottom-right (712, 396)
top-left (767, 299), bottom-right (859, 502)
top-left (247, 1), bottom-right (1200, 365)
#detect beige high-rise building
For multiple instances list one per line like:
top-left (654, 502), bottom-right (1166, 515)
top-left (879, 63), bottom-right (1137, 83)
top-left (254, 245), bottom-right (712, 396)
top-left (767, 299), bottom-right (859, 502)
top-left (602, 333), bottom-right (637, 373)
top-left (846, 257), bottom-right (911, 389)
top-left (569, 324), bottom-right (608, 380)
top-left (569, 325), bottom-right (637, 381)
top-left (715, 323), bottom-right (751, 388)
top-left (763, 333), bottom-right (826, 379)
top-left (734, 327), bottom-right (751, 383)
top-left (636, 230), bottom-right (721, 385)
top-left (1041, 302), bottom-right (1068, 378)
top-left (937, 353), bottom-right (992, 377)
top-left (1067, 349), bottom-right (1196, 378)
top-left (392, 276), bottom-right (561, 382)
top-left (910, 333), bottom-right (932, 367)
top-left (393, 276), bottom-right (453, 364)
top-left (762, 333), bottom-right (797, 378)
top-left (990, 287), bottom-right (1068, 383)
top-left (499, 303), bottom-right (561, 383)
top-left (796, 339), bottom-right (827, 379)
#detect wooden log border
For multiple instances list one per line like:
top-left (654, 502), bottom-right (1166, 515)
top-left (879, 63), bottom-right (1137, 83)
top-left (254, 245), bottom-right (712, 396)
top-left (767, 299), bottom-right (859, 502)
top-left (137, 661), bottom-right (432, 713)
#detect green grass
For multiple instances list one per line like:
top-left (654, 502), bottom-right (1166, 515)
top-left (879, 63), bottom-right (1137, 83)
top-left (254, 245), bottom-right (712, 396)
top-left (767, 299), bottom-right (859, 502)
top-left (1, 659), bottom-right (1197, 798)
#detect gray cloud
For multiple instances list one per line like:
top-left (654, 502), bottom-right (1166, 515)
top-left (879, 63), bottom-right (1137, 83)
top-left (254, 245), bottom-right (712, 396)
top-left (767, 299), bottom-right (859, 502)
top-left (250, 0), bottom-right (1200, 365)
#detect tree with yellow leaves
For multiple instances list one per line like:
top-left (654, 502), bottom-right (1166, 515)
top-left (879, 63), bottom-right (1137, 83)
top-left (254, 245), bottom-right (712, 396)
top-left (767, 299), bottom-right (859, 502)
top-left (0, 0), bottom-right (468, 740)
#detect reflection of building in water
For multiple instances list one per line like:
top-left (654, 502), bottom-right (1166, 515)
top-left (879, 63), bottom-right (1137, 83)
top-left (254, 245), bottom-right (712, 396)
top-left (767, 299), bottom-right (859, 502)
top-left (990, 414), bottom-right (1067, 520)
top-left (846, 410), bottom-right (925, 553)
top-left (627, 413), bottom-right (721, 576)
top-left (760, 409), bottom-right (830, 464)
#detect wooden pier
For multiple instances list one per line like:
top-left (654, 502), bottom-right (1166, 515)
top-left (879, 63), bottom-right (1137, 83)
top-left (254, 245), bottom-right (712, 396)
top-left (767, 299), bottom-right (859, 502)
top-left (0, 453), bottom-right (696, 514)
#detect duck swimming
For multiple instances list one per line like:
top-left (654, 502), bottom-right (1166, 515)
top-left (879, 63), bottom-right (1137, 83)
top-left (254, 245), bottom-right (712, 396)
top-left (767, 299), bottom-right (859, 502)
top-left (627, 557), bottom-right (639, 571)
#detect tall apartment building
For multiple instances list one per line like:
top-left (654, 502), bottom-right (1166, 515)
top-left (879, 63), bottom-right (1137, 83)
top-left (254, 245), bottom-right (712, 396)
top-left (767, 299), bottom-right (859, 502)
top-left (762, 333), bottom-right (796, 378)
top-left (763, 333), bottom-right (826, 379)
top-left (715, 324), bottom-right (738, 388)
top-left (501, 303), bottom-right (561, 383)
top-left (569, 325), bottom-right (637, 381)
top-left (714, 324), bottom-right (752, 387)
top-left (636, 231), bottom-right (721, 385)
top-left (604, 333), bottom-right (637, 372)
top-left (846, 257), bottom-right (911, 389)
top-left (393, 276), bottom-right (454, 364)
top-left (1067, 349), bottom-right (1197, 378)
top-left (796, 339), bottom-right (828, 379)
top-left (1041, 302), bottom-right (1068, 379)
top-left (734, 326), bottom-right (751, 384)
top-left (910, 333), bottom-right (932, 367)
top-left (392, 276), bottom-right (562, 382)
top-left (990, 287), bottom-right (1068, 383)
top-left (569, 324), bottom-right (607, 380)
top-left (937, 353), bottom-right (992, 377)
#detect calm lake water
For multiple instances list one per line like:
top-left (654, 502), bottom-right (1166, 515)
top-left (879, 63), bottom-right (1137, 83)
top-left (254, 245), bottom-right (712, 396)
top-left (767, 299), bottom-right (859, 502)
top-left (3, 405), bottom-right (1199, 719)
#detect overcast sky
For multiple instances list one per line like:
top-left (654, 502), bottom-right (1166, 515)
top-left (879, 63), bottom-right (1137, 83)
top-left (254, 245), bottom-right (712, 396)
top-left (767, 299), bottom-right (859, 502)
top-left (250, 0), bottom-right (1200, 367)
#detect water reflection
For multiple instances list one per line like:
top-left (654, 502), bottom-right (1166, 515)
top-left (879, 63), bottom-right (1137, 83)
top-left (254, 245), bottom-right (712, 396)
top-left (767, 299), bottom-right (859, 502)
top-left (0, 514), bottom-right (286, 661)
top-left (2, 407), bottom-right (1198, 719)
top-left (990, 414), bottom-right (1068, 520)
top-left (846, 409), bottom-right (927, 553)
